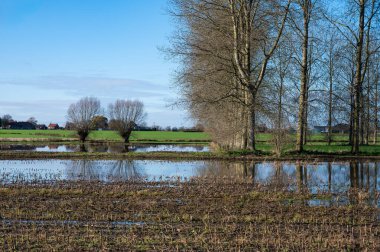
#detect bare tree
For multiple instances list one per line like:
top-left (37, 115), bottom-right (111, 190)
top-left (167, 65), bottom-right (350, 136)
top-left (328, 0), bottom-right (380, 153)
top-left (291, 0), bottom-right (315, 152)
top-left (1, 114), bottom-right (13, 128)
top-left (168, 0), bottom-right (290, 151)
top-left (108, 100), bottom-right (146, 143)
top-left (67, 97), bottom-right (102, 142)
top-left (27, 117), bottom-right (38, 126)
top-left (372, 55), bottom-right (380, 143)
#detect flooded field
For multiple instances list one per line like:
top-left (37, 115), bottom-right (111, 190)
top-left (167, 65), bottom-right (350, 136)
top-left (0, 143), bottom-right (209, 153)
top-left (0, 160), bottom-right (378, 200)
top-left (0, 159), bottom-right (379, 250)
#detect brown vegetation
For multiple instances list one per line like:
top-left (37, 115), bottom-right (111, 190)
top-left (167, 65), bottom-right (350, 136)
top-left (0, 179), bottom-right (378, 250)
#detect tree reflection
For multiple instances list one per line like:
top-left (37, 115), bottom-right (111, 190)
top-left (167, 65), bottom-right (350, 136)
top-left (350, 162), bottom-right (360, 189)
top-left (296, 162), bottom-right (308, 192)
top-left (107, 143), bottom-right (130, 153)
top-left (270, 162), bottom-right (287, 190)
top-left (79, 143), bottom-right (88, 152)
top-left (87, 144), bottom-right (108, 153)
top-left (327, 162), bottom-right (332, 192)
top-left (109, 160), bottom-right (144, 181)
top-left (196, 160), bottom-right (254, 179)
top-left (66, 160), bottom-right (99, 180)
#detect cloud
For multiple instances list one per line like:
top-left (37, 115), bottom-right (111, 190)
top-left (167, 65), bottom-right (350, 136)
top-left (0, 75), bottom-right (192, 126)
top-left (0, 75), bottom-right (171, 98)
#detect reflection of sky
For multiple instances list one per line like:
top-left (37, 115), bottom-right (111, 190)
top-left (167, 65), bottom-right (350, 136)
top-left (35, 146), bottom-right (71, 152)
top-left (0, 160), bottom-right (378, 195)
top-left (0, 160), bottom-right (206, 183)
top-left (0, 144), bottom-right (209, 153)
top-left (133, 145), bottom-right (209, 153)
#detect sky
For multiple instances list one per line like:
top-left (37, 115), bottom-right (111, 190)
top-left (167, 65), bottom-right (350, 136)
top-left (0, 0), bottom-right (191, 127)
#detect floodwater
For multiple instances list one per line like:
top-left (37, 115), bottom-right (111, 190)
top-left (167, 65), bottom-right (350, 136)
top-left (0, 160), bottom-right (377, 188)
top-left (0, 143), bottom-right (209, 153)
top-left (0, 160), bottom-right (379, 206)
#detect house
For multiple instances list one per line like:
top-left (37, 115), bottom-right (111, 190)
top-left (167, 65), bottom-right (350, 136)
top-left (48, 123), bottom-right (59, 130)
top-left (9, 122), bottom-right (36, 130)
top-left (332, 123), bottom-right (350, 134)
top-left (313, 126), bottom-right (328, 133)
top-left (36, 124), bottom-right (47, 130)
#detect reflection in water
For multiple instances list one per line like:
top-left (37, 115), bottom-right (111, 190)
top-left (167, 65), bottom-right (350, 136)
top-left (0, 144), bottom-right (209, 153)
top-left (79, 144), bottom-right (87, 152)
top-left (67, 160), bottom-right (98, 180)
top-left (0, 160), bottom-right (379, 205)
top-left (107, 144), bottom-right (129, 153)
top-left (66, 160), bottom-right (145, 181)
top-left (109, 160), bottom-right (144, 181)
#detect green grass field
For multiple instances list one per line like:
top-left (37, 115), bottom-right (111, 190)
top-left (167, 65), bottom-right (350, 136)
top-left (0, 129), bottom-right (211, 143)
top-left (2, 129), bottom-right (380, 155)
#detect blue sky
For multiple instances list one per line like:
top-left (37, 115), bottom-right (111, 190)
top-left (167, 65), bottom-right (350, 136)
top-left (0, 0), bottom-right (190, 127)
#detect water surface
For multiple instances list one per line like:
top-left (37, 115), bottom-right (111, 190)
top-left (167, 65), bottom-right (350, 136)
top-left (0, 160), bottom-right (377, 188)
top-left (0, 143), bottom-right (209, 153)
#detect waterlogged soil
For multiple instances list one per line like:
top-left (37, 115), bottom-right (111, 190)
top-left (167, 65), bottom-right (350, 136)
top-left (0, 180), bottom-right (378, 251)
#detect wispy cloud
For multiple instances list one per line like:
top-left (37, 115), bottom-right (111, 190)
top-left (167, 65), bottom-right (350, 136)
top-left (0, 75), bottom-right (191, 127)
top-left (0, 75), bottom-right (170, 98)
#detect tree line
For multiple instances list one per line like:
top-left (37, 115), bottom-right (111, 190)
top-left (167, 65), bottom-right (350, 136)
top-left (167, 0), bottom-right (380, 154)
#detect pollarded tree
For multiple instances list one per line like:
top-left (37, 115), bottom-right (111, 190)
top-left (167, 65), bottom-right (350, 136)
top-left (108, 100), bottom-right (146, 143)
top-left (67, 97), bottom-right (102, 142)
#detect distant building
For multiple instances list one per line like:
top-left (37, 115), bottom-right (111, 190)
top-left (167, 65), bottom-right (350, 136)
top-left (313, 126), bottom-right (328, 133)
top-left (36, 124), bottom-right (47, 130)
top-left (48, 123), bottom-right (59, 130)
top-left (313, 124), bottom-right (350, 134)
top-left (9, 122), bottom-right (36, 130)
top-left (332, 123), bottom-right (350, 134)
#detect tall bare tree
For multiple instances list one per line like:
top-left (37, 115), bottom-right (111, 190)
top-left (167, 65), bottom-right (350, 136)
top-left (168, 0), bottom-right (290, 151)
top-left (291, 0), bottom-right (316, 152)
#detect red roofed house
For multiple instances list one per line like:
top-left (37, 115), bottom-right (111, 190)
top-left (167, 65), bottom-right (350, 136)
top-left (48, 123), bottom-right (59, 130)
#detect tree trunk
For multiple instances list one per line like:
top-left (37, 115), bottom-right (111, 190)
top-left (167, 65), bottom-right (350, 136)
top-left (365, 76), bottom-right (370, 145)
top-left (349, 88), bottom-right (354, 145)
top-left (122, 130), bottom-right (132, 143)
top-left (374, 75), bottom-right (379, 144)
top-left (296, 1), bottom-right (309, 153)
top-left (249, 104), bottom-right (256, 151)
top-left (351, 0), bottom-right (365, 154)
top-left (303, 89), bottom-right (309, 146)
top-left (328, 52), bottom-right (333, 145)
top-left (360, 90), bottom-right (365, 145)
top-left (277, 75), bottom-right (284, 130)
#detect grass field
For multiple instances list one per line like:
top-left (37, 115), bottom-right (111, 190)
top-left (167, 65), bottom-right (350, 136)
top-left (0, 129), bottom-right (211, 143)
top-left (2, 129), bottom-right (380, 155)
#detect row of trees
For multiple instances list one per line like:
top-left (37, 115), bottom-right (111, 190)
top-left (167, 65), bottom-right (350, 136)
top-left (67, 97), bottom-right (146, 143)
top-left (168, 0), bottom-right (380, 154)
top-left (0, 115), bottom-right (40, 128)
